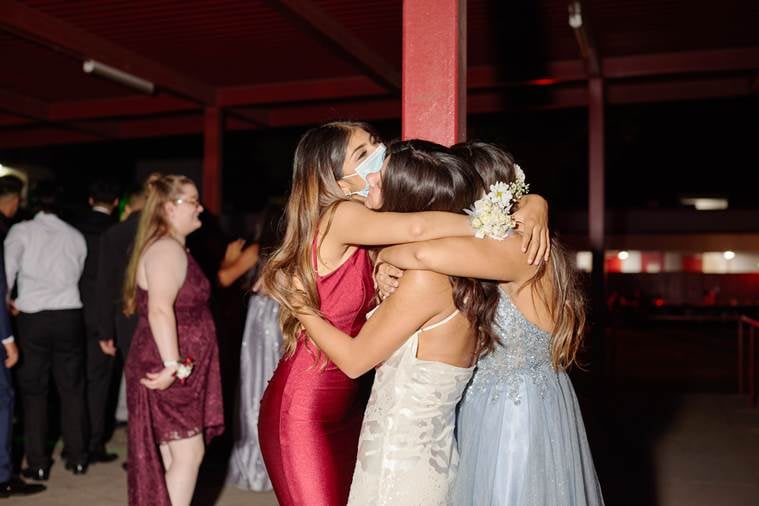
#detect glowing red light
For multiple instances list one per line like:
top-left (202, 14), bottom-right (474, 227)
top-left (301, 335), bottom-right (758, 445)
top-left (530, 78), bottom-right (558, 86)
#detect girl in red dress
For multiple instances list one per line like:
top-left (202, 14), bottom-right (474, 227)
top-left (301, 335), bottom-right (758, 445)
top-left (258, 122), bottom-right (549, 505)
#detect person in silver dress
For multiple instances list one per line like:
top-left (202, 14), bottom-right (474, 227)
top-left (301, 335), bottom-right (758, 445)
top-left (222, 204), bottom-right (284, 491)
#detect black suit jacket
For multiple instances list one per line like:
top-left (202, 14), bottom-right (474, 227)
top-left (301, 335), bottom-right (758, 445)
top-left (74, 209), bottom-right (116, 341)
top-left (96, 212), bottom-right (140, 355)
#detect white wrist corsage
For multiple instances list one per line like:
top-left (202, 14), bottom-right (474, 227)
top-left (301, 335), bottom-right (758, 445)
top-left (164, 356), bottom-right (195, 384)
top-left (465, 164), bottom-right (529, 240)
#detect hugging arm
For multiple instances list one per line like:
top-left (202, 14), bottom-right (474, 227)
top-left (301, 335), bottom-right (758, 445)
top-left (378, 234), bottom-right (535, 283)
top-left (330, 201), bottom-right (472, 246)
top-left (295, 271), bottom-right (440, 378)
top-left (513, 194), bottom-right (551, 263)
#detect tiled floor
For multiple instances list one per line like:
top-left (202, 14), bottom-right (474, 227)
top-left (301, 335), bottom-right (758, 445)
top-left (4, 393), bottom-right (758, 505)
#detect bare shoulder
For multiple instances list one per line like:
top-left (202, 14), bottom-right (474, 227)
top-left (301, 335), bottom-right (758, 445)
top-left (143, 238), bottom-right (187, 267)
top-left (331, 199), bottom-right (366, 220)
top-left (395, 269), bottom-right (450, 296)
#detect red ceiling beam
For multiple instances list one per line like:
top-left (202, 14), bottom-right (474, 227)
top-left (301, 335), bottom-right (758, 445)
top-left (48, 95), bottom-right (197, 121)
top-left (0, 116), bottom-right (32, 128)
top-left (0, 0), bottom-right (215, 104)
top-left (607, 76), bottom-right (751, 104)
top-left (0, 126), bottom-right (101, 148)
top-left (265, 98), bottom-right (401, 127)
top-left (1, 75), bottom-right (754, 149)
top-left (0, 87), bottom-right (48, 119)
top-left (0, 87), bottom-right (117, 139)
top-left (17, 45), bottom-right (758, 126)
top-left (217, 75), bottom-right (388, 107)
top-left (271, 0), bottom-right (401, 91)
top-left (603, 47), bottom-right (759, 79)
top-left (468, 61), bottom-right (587, 89)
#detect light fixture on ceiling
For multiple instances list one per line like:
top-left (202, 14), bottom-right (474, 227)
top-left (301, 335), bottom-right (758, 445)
top-left (617, 251), bottom-right (630, 261)
top-left (723, 251), bottom-right (736, 261)
top-left (83, 60), bottom-right (155, 94)
top-left (680, 197), bottom-right (728, 211)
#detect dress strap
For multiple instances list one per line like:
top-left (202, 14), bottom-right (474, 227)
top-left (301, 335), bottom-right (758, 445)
top-left (420, 310), bottom-right (460, 333)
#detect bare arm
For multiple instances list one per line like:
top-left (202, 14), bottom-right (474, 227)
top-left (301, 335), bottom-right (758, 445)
top-left (512, 194), bottom-right (551, 264)
top-left (296, 270), bottom-right (445, 378)
top-left (143, 239), bottom-right (187, 364)
top-left (330, 201), bottom-right (472, 246)
top-left (218, 243), bottom-right (260, 287)
top-left (378, 234), bottom-right (535, 283)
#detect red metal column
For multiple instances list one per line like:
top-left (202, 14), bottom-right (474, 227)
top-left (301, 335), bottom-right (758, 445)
top-left (402, 0), bottom-right (466, 146)
top-left (588, 76), bottom-right (606, 379)
top-left (203, 107), bottom-right (223, 216)
top-left (589, 77), bottom-right (605, 265)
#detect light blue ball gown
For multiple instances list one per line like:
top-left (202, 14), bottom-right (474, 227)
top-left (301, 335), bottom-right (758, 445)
top-left (451, 291), bottom-right (604, 505)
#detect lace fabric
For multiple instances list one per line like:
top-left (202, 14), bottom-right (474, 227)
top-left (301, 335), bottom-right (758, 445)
top-left (125, 253), bottom-right (224, 506)
top-left (348, 313), bottom-right (473, 506)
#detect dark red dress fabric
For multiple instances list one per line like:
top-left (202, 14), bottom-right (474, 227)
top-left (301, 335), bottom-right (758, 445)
top-left (126, 252), bottom-right (224, 506)
top-left (258, 242), bottom-right (375, 506)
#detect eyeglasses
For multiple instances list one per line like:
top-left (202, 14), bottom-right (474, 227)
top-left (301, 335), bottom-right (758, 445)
top-left (173, 198), bottom-right (201, 208)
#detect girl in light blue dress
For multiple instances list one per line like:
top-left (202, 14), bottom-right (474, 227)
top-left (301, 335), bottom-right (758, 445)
top-left (378, 142), bottom-right (604, 505)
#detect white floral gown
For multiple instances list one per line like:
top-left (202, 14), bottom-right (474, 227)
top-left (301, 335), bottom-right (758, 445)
top-left (347, 311), bottom-right (474, 506)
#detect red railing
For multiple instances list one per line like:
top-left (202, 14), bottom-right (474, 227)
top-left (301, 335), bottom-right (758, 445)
top-left (738, 315), bottom-right (759, 407)
top-left (643, 314), bottom-right (759, 407)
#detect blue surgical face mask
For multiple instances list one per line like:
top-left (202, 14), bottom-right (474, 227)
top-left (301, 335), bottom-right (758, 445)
top-left (341, 143), bottom-right (386, 198)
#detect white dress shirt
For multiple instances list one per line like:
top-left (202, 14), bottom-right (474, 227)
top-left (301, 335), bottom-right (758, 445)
top-left (5, 212), bottom-right (87, 313)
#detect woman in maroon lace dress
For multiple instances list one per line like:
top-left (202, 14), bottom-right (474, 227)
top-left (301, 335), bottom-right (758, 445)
top-left (123, 174), bottom-right (224, 506)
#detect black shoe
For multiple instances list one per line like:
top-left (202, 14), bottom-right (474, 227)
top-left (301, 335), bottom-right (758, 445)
top-left (20, 466), bottom-right (49, 482)
top-left (121, 461), bottom-right (128, 471)
top-left (89, 449), bottom-right (118, 464)
top-left (0, 477), bottom-right (46, 497)
top-left (64, 461), bottom-right (88, 475)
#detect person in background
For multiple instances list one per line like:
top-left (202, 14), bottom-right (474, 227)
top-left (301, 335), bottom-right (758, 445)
top-left (98, 184), bottom-right (147, 367)
top-left (0, 175), bottom-right (45, 497)
top-left (123, 174), bottom-right (223, 506)
top-left (74, 180), bottom-right (119, 464)
top-left (5, 181), bottom-right (88, 479)
top-left (0, 176), bottom-right (22, 241)
top-left (97, 183), bottom-right (147, 441)
top-left (224, 203), bottom-right (284, 491)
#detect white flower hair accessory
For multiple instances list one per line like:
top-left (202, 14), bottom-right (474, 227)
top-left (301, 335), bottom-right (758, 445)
top-left (465, 164), bottom-right (530, 240)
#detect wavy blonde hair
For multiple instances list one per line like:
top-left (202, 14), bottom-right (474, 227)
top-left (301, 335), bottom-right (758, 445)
top-left (260, 121), bottom-right (380, 358)
top-left (122, 173), bottom-right (194, 316)
top-left (453, 141), bottom-right (587, 370)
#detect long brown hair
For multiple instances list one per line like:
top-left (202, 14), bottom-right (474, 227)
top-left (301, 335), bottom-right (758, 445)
top-left (453, 141), bottom-right (587, 370)
top-left (260, 121), bottom-right (380, 357)
top-left (380, 140), bottom-right (502, 357)
top-left (122, 173), bottom-right (194, 316)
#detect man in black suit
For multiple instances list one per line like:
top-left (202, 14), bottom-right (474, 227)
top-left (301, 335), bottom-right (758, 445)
top-left (96, 184), bottom-right (144, 472)
top-left (96, 184), bottom-right (144, 397)
top-left (74, 180), bottom-right (119, 464)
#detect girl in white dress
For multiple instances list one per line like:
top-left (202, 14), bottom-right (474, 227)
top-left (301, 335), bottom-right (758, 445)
top-left (294, 140), bottom-right (503, 505)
